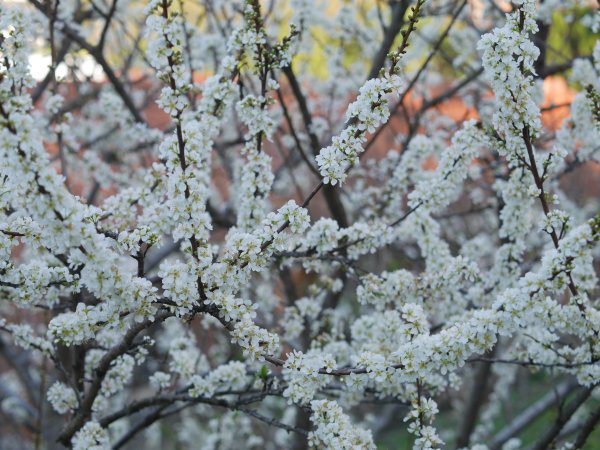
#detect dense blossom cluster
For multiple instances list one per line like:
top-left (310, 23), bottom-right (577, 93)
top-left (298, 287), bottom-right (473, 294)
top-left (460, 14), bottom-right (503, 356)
top-left (477, 0), bottom-right (541, 156)
top-left (316, 74), bottom-right (405, 185)
top-left (0, 0), bottom-right (599, 449)
top-left (71, 421), bottom-right (110, 450)
top-left (308, 399), bottom-right (376, 449)
top-left (47, 381), bottom-right (78, 415)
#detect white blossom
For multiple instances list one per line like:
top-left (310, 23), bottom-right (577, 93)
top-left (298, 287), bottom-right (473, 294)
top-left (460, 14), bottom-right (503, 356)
top-left (47, 382), bottom-right (78, 414)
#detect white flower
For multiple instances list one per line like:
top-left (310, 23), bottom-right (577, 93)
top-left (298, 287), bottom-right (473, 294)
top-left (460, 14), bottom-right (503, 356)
top-left (71, 422), bottom-right (110, 450)
top-left (149, 371), bottom-right (171, 390)
top-left (315, 74), bottom-right (404, 185)
top-left (308, 400), bottom-right (376, 449)
top-left (47, 382), bottom-right (78, 414)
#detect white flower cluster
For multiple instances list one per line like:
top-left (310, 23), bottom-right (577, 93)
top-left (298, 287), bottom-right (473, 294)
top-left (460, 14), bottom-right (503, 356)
top-left (0, 45), bottom-right (162, 344)
top-left (301, 218), bottom-right (343, 255)
top-left (0, 9), bottom-right (36, 91)
top-left (168, 335), bottom-right (202, 380)
top-left (477, 0), bottom-right (541, 154)
top-left (495, 171), bottom-right (535, 244)
top-left (232, 3), bottom-right (305, 233)
top-left (382, 135), bottom-right (441, 217)
top-left (48, 304), bottom-right (99, 345)
top-left (98, 354), bottom-right (135, 400)
top-left (71, 421), bottom-right (110, 450)
top-left (344, 220), bottom-right (395, 260)
top-left (237, 95), bottom-right (276, 139)
top-left (316, 74), bottom-right (404, 185)
top-left (230, 317), bottom-right (280, 361)
top-left (404, 396), bottom-right (443, 450)
top-left (351, 311), bottom-right (409, 359)
top-left (3, 260), bottom-right (74, 306)
top-left (224, 201), bottom-right (310, 272)
top-left (149, 371), bottom-right (171, 390)
top-left (189, 361), bottom-right (247, 398)
top-left (117, 226), bottom-right (160, 253)
top-left (145, 5), bottom-right (189, 109)
top-left (281, 296), bottom-right (322, 342)
top-left (385, 219), bottom-right (600, 385)
top-left (1, 2), bottom-right (599, 449)
top-left (308, 399), bottom-right (376, 449)
top-left (193, 200), bottom-right (308, 359)
top-left (277, 200), bottom-right (311, 234)
top-left (293, 217), bottom-right (396, 265)
top-left (357, 270), bottom-right (416, 310)
top-left (236, 149), bottom-right (274, 230)
top-left (229, 12), bottom-right (266, 55)
top-left (205, 291), bottom-right (256, 322)
top-left (356, 351), bottom-right (391, 383)
top-left (47, 381), bottom-right (78, 414)
top-left (283, 350), bottom-right (336, 404)
top-left (0, 321), bottom-right (53, 355)
top-left (159, 261), bottom-right (200, 315)
top-left (409, 121), bottom-right (483, 209)
top-left (556, 92), bottom-right (600, 162)
top-left (147, 1), bottom-right (238, 249)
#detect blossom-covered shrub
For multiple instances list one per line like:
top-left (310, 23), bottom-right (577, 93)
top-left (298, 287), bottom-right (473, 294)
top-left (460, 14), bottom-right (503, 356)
top-left (0, 0), bottom-right (599, 449)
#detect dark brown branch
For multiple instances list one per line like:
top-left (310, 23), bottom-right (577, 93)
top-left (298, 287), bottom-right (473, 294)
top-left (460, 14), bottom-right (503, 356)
top-left (522, 126), bottom-right (579, 298)
top-left (364, 0), bottom-right (472, 154)
top-left (28, 0), bottom-right (146, 124)
top-left (489, 379), bottom-right (578, 450)
top-left (365, 0), bottom-right (410, 81)
top-left (455, 348), bottom-right (495, 448)
top-left (57, 311), bottom-right (173, 445)
top-left (282, 66), bottom-right (349, 227)
top-left (238, 407), bottom-right (309, 436)
top-left (528, 385), bottom-right (596, 450)
top-left (573, 404), bottom-right (600, 449)
top-left (98, 0), bottom-right (119, 51)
